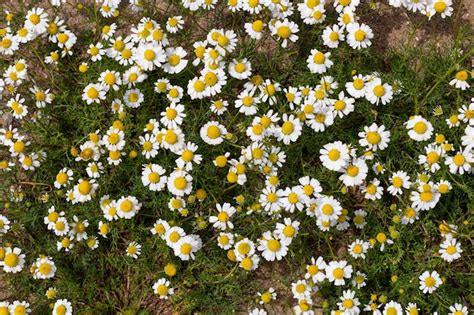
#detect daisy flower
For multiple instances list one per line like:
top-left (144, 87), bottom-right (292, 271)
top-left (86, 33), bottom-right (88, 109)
top-left (209, 203), bottom-right (237, 230)
top-left (325, 260), bottom-right (353, 286)
top-left (277, 114), bottom-right (302, 144)
top-left (116, 196), bottom-right (142, 219)
top-left (167, 170), bottom-right (193, 196)
top-left (322, 24), bottom-right (345, 48)
top-left (337, 289), bottom-right (360, 314)
top-left (346, 22), bottom-right (373, 49)
top-left (449, 70), bottom-right (470, 90)
top-left (320, 141), bottom-right (350, 171)
top-left (419, 270), bottom-right (442, 294)
top-left (365, 78), bottom-right (393, 105)
top-left (439, 236), bottom-right (462, 262)
top-left (141, 164), bottom-right (167, 191)
top-left (272, 19), bottom-right (299, 48)
top-left (153, 278), bottom-right (175, 299)
top-left (258, 231), bottom-right (291, 261)
top-left (126, 241), bottom-right (142, 259)
top-left (32, 256), bottom-right (56, 279)
top-left (405, 115), bottom-right (433, 141)
top-left (304, 256), bottom-right (326, 283)
top-left (82, 83), bottom-right (106, 105)
top-left (200, 121), bottom-right (227, 145)
top-left (307, 49), bottom-right (333, 74)
top-left (1, 247), bottom-right (25, 273)
top-left (52, 299), bottom-right (73, 315)
top-left (163, 47), bottom-right (188, 74)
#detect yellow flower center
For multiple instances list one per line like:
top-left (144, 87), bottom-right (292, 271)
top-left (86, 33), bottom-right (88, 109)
top-left (277, 26), bottom-right (291, 39)
top-left (174, 177), bottom-right (187, 190)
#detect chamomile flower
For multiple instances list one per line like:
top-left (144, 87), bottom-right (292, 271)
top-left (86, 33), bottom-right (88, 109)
top-left (1, 247), bottom-right (25, 273)
top-left (139, 133), bottom-right (159, 159)
top-left (352, 271), bottom-right (367, 288)
top-left (163, 47), bottom-right (188, 74)
top-left (449, 70), bottom-right (470, 90)
top-left (217, 232), bottom-right (235, 250)
top-left (419, 270), bottom-right (442, 294)
top-left (320, 141), bottom-right (350, 171)
top-left (387, 171), bottom-right (411, 195)
top-left (358, 123), bottom-right (391, 151)
top-left (339, 158), bottom-right (368, 187)
top-left (346, 23), bottom-right (373, 49)
top-left (326, 260), bottom-right (353, 286)
top-left (348, 239), bottom-right (370, 259)
top-left (307, 49), bottom-right (333, 74)
top-left (258, 231), bottom-right (290, 261)
top-left (52, 299), bottom-right (73, 315)
top-left (365, 78), bottom-right (393, 105)
top-left (305, 256), bottom-right (327, 283)
top-left (88, 42), bottom-right (106, 61)
top-left (133, 42), bottom-right (165, 71)
top-left (234, 238), bottom-right (256, 261)
top-left (82, 83), bottom-right (106, 105)
top-left (275, 218), bottom-right (300, 241)
top-left (244, 20), bottom-right (266, 40)
top-left (272, 19), bottom-right (299, 48)
top-left (383, 301), bottom-right (403, 314)
top-left (166, 16), bottom-right (184, 33)
top-left (167, 170), bottom-right (193, 196)
top-left (291, 279), bottom-right (312, 300)
top-left (32, 256), bottom-right (56, 279)
top-left (8, 301), bottom-right (31, 315)
top-left (445, 149), bottom-right (472, 174)
top-left (229, 59), bottom-right (252, 80)
top-left (99, 70), bottom-right (122, 91)
top-left (175, 142), bottom-right (202, 171)
top-left (25, 8), bottom-right (49, 34)
top-left (448, 303), bottom-right (469, 315)
top-left (235, 89), bottom-right (260, 115)
top-left (209, 203), bottom-right (236, 230)
top-left (337, 289), bottom-right (360, 314)
top-left (277, 114), bottom-right (302, 144)
top-left (153, 278), bottom-right (175, 299)
top-left (141, 163), bottom-right (167, 191)
top-left (405, 115), bottom-right (434, 141)
top-left (439, 236), bottom-right (462, 262)
top-left (116, 196), bottom-right (142, 219)
top-left (173, 234), bottom-right (202, 261)
top-left (126, 241), bottom-right (142, 259)
top-left (322, 24), bottom-right (345, 48)
top-left (200, 121), bottom-right (227, 145)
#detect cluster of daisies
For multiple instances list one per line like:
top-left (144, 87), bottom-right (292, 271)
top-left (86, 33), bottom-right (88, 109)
top-left (387, 0), bottom-right (454, 20)
top-left (0, 0), bottom-right (472, 313)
